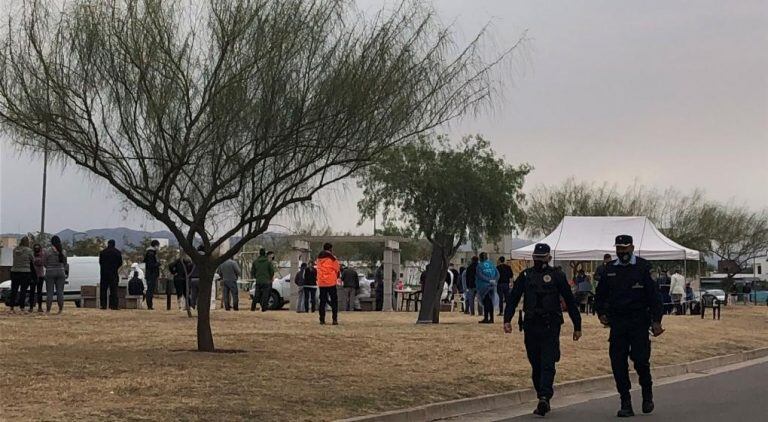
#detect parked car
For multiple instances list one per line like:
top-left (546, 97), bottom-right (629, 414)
top-left (247, 272), bottom-right (376, 310)
top-left (0, 256), bottom-right (101, 308)
top-left (248, 274), bottom-right (292, 310)
top-left (701, 289), bottom-right (726, 304)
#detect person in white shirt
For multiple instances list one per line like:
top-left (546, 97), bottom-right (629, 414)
top-left (669, 269), bottom-right (686, 315)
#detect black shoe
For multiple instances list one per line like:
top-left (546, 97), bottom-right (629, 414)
top-left (320, 320), bottom-right (326, 325)
top-left (332, 320), bottom-right (339, 325)
top-left (617, 398), bottom-right (634, 418)
top-left (533, 398), bottom-right (550, 416)
top-left (642, 398), bottom-right (654, 414)
top-left (479, 319), bottom-right (489, 323)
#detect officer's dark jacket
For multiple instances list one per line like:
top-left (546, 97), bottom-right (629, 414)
top-left (503, 265), bottom-right (582, 331)
top-left (594, 256), bottom-right (663, 323)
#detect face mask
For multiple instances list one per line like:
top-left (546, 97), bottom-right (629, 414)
top-left (533, 260), bottom-right (547, 270)
top-left (617, 252), bottom-right (632, 263)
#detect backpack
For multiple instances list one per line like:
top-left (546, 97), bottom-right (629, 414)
top-left (128, 272), bottom-right (144, 296)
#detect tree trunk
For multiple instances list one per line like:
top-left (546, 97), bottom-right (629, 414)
top-left (417, 236), bottom-right (451, 324)
top-left (196, 263), bottom-right (215, 352)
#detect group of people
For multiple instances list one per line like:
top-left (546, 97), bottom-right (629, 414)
top-left (436, 254), bottom-right (515, 323)
top-left (7, 235), bottom-right (69, 314)
top-left (98, 239), bottom-right (201, 311)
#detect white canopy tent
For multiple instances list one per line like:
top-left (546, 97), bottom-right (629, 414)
top-left (511, 216), bottom-right (700, 261)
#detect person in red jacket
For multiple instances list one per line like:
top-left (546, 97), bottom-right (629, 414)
top-left (316, 243), bottom-right (341, 325)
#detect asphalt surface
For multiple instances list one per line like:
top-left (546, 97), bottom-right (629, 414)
top-left (507, 360), bottom-right (768, 421)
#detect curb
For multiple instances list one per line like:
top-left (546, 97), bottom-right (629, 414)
top-left (339, 347), bottom-right (768, 422)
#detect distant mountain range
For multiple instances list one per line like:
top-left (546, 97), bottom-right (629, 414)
top-left (1, 227), bottom-right (177, 249)
top-left (1, 228), bottom-right (290, 250)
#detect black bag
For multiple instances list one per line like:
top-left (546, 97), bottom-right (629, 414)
top-left (128, 272), bottom-right (144, 296)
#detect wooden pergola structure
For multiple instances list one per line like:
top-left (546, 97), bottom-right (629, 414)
top-left (284, 235), bottom-right (408, 311)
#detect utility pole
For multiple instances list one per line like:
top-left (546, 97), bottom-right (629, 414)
top-left (40, 142), bottom-right (48, 240)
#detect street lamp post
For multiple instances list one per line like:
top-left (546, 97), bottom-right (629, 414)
top-left (40, 143), bottom-right (48, 240)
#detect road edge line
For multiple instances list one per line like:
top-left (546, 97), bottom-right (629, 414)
top-left (337, 347), bottom-right (768, 422)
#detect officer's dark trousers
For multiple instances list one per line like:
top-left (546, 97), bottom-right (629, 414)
top-left (524, 321), bottom-right (561, 400)
top-left (100, 277), bottom-right (119, 310)
top-left (609, 317), bottom-right (653, 400)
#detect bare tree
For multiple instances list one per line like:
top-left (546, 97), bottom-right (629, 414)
top-left (0, 0), bottom-right (513, 350)
top-left (709, 206), bottom-right (768, 285)
top-left (524, 179), bottom-right (719, 255)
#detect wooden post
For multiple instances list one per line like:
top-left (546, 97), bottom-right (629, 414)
top-left (383, 240), bottom-right (400, 312)
top-left (289, 240), bottom-right (310, 311)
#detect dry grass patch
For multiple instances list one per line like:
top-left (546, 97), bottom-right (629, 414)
top-left (1, 304), bottom-right (766, 421)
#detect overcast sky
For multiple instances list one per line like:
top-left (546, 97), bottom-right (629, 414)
top-left (1, 0), bottom-right (766, 236)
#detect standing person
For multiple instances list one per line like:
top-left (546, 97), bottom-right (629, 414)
top-left (168, 253), bottom-right (193, 309)
top-left (593, 253), bottom-right (613, 287)
top-left (669, 269), bottom-right (686, 314)
top-left (9, 236), bottom-right (34, 313)
top-left (742, 282), bottom-right (752, 305)
top-left (316, 243), bottom-right (340, 325)
top-left (187, 245), bottom-right (205, 310)
top-left (476, 252), bottom-right (499, 323)
top-left (295, 262), bottom-right (307, 313)
top-left (143, 240), bottom-right (161, 310)
top-left (341, 265), bottom-right (360, 311)
top-left (43, 235), bottom-right (68, 314)
top-left (374, 264), bottom-right (384, 311)
top-left (595, 235), bottom-right (664, 418)
top-left (250, 248), bottom-right (275, 312)
top-left (497, 257), bottom-right (513, 316)
top-left (217, 257), bottom-right (242, 311)
top-left (464, 256), bottom-right (479, 316)
top-left (303, 261), bottom-right (318, 313)
top-left (98, 239), bottom-right (123, 310)
top-left (30, 243), bottom-right (46, 312)
top-left (503, 243), bottom-right (582, 416)
top-left (449, 263), bottom-right (461, 295)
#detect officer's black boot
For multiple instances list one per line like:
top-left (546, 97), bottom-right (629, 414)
top-left (642, 390), bottom-right (654, 414)
top-left (617, 396), bottom-right (634, 417)
top-left (533, 398), bottom-right (550, 416)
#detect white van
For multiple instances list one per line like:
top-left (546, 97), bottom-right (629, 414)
top-left (0, 256), bottom-right (101, 308)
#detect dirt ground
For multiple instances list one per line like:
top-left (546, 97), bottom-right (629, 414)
top-left (0, 302), bottom-right (766, 421)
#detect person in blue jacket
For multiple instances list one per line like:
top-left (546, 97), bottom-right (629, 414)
top-left (476, 252), bottom-right (499, 323)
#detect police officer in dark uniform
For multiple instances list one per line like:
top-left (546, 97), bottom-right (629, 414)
top-left (503, 243), bottom-right (582, 417)
top-left (595, 235), bottom-right (664, 417)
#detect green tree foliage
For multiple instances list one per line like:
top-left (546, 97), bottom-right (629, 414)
top-left (69, 236), bottom-right (106, 257)
top-left (0, 0), bottom-right (514, 350)
top-left (357, 134), bottom-right (530, 323)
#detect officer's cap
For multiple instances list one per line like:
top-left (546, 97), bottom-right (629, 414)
top-left (532, 243), bottom-right (551, 257)
top-left (614, 234), bottom-right (633, 246)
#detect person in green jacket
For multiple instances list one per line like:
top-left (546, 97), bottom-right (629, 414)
top-left (250, 248), bottom-right (275, 312)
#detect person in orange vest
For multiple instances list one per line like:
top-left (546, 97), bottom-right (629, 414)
top-left (316, 243), bottom-right (341, 325)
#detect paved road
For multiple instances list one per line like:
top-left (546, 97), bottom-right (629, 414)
top-left (505, 360), bottom-right (767, 421)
